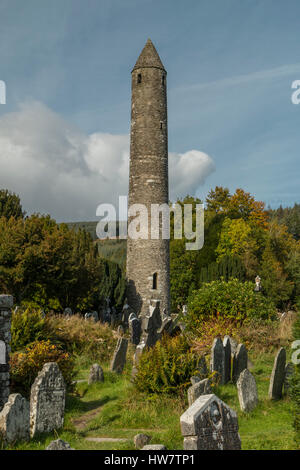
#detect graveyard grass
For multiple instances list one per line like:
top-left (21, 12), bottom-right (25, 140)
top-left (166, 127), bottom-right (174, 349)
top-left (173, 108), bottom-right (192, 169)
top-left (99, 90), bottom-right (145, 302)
top-left (8, 351), bottom-right (296, 450)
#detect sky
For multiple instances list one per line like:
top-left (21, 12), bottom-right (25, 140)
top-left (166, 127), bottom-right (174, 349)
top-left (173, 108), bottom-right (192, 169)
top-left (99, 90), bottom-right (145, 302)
top-left (0, 0), bottom-right (299, 221)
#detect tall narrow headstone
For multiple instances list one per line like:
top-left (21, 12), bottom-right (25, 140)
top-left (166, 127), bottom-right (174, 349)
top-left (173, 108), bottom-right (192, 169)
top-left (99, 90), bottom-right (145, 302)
top-left (268, 347), bottom-right (286, 400)
top-left (187, 379), bottom-right (212, 406)
top-left (232, 344), bottom-right (248, 384)
top-left (223, 336), bottom-right (231, 384)
top-left (30, 362), bottom-right (66, 437)
top-left (180, 394), bottom-right (241, 450)
top-left (110, 338), bottom-right (128, 374)
top-left (210, 338), bottom-right (225, 384)
top-left (237, 369), bottom-right (258, 412)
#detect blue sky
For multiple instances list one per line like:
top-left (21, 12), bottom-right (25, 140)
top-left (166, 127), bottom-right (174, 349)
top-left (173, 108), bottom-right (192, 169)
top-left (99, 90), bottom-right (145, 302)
top-left (0, 0), bottom-right (299, 220)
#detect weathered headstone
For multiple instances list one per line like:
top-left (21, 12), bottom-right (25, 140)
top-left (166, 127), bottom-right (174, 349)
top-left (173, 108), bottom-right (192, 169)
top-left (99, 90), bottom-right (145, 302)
top-left (142, 300), bottom-right (162, 348)
top-left (187, 379), bottom-right (212, 406)
top-left (180, 394), bottom-right (241, 450)
top-left (46, 439), bottom-right (74, 450)
top-left (117, 325), bottom-right (125, 336)
top-left (63, 308), bottom-right (72, 316)
top-left (210, 338), bottom-right (225, 384)
top-left (0, 294), bottom-right (13, 411)
top-left (30, 362), bottom-right (66, 437)
top-left (232, 344), bottom-right (248, 384)
top-left (198, 356), bottom-right (208, 377)
top-left (268, 347), bottom-right (286, 400)
top-left (284, 362), bottom-right (294, 394)
top-left (84, 311), bottom-right (99, 322)
top-left (223, 336), bottom-right (231, 383)
top-left (134, 433), bottom-right (151, 449)
top-left (110, 337), bottom-right (128, 374)
top-left (0, 393), bottom-right (30, 443)
top-left (88, 364), bottom-right (104, 384)
top-left (237, 369), bottom-right (258, 412)
top-left (129, 317), bottom-right (141, 345)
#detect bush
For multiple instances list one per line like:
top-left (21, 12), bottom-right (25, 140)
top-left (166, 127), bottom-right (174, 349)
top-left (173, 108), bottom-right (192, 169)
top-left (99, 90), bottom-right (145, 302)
top-left (44, 314), bottom-right (117, 362)
top-left (10, 340), bottom-right (75, 398)
top-left (191, 318), bottom-right (239, 355)
top-left (134, 335), bottom-right (200, 395)
top-left (187, 279), bottom-right (276, 330)
top-left (11, 308), bottom-right (48, 352)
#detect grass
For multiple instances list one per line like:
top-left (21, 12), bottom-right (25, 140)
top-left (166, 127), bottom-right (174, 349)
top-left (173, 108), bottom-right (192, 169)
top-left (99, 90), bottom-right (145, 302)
top-left (8, 348), bottom-right (297, 451)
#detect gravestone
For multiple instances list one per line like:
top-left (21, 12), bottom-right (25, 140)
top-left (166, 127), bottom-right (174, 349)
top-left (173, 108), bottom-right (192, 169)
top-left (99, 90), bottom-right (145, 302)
top-left (46, 439), bottom-right (74, 450)
top-left (88, 364), bottom-right (104, 384)
top-left (134, 433), bottom-right (151, 449)
top-left (210, 338), bottom-right (225, 384)
top-left (129, 317), bottom-right (141, 345)
top-left (232, 344), bottom-right (248, 384)
top-left (131, 340), bottom-right (146, 378)
top-left (180, 394), bottom-right (241, 450)
top-left (268, 347), bottom-right (286, 400)
top-left (63, 308), bottom-right (72, 316)
top-left (0, 393), bottom-right (30, 443)
top-left (237, 369), bottom-right (258, 412)
top-left (30, 362), bottom-right (66, 437)
top-left (117, 325), bottom-right (125, 336)
top-left (0, 294), bottom-right (13, 411)
top-left (110, 338), bottom-right (128, 374)
top-left (190, 376), bottom-right (201, 385)
top-left (84, 311), bottom-right (99, 322)
top-left (142, 300), bottom-right (162, 348)
top-left (223, 336), bottom-right (231, 383)
top-left (198, 356), bottom-right (208, 377)
top-left (284, 362), bottom-right (294, 394)
top-left (187, 379), bottom-right (212, 406)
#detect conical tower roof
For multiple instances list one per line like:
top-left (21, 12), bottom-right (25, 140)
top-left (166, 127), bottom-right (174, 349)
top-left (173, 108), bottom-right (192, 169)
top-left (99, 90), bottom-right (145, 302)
top-left (132, 38), bottom-right (166, 72)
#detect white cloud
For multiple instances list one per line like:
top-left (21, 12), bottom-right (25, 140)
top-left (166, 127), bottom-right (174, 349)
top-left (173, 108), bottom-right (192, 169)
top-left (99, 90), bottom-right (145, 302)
top-left (0, 102), bottom-right (215, 221)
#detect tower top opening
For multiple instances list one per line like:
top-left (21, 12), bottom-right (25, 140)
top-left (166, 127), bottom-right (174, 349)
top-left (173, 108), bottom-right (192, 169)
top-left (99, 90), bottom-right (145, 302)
top-left (132, 38), bottom-right (166, 73)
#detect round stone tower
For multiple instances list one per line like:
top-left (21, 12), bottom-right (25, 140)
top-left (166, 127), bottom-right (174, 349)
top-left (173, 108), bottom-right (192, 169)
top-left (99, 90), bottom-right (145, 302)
top-left (126, 38), bottom-right (170, 317)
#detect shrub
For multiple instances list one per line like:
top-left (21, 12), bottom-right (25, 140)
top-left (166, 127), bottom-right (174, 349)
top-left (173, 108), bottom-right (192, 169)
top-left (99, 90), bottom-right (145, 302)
top-left (133, 335), bottom-right (200, 395)
top-left (187, 278), bottom-right (276, 330)
top-left (44, 314), bottom-right (117, 362)
top-left (191, 318), bottom-right (239, 355)
top-left (11, 308), bottom-right (48, 352)
top-left (10, 340), bottom-right (75, 398)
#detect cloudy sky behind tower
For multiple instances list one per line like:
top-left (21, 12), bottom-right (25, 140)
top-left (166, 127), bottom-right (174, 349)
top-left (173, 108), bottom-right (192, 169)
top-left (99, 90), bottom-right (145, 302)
top-left (0, 0), bottom-right (299, 221)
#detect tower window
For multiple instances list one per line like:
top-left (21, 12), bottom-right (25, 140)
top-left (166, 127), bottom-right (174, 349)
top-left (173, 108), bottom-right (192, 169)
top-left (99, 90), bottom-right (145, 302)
top-left (162, 75), bottom-right (165, 86)
top-left (137, 74), bottom-right (142, 84)
top-left (160, 122), bottom-right (163, 129)
top-left (152, 272), bottom-right (158, 290)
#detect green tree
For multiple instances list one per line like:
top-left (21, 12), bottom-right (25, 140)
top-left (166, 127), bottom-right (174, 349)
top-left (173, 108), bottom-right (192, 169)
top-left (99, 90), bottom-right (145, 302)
top-left (0, 189), bottom-right (24, 219)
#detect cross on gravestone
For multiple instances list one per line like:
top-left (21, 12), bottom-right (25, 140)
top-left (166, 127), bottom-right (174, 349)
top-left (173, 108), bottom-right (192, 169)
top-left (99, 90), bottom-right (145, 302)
top-left (268, 347), bottom-right (286, 400)
top-left (180, 394), bottom-right (241, 450)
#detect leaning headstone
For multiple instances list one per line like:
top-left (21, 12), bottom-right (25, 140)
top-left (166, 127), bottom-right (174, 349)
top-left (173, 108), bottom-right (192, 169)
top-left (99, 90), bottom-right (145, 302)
top-left (187, 379), bottom-right (212, 406)
top-left (88, 364), bottom-right (104, 384)
top-left (237, 369), bottom-right (258, 412)
top-left (223, 336), bottom-right (231, 384)
top-left (284, 362), bottom-right (294, 394)
top-left (0, 394), bottom-right (30, 443)
top-left (0, 294), bottom-right (13, 411)
top-left (46, 439), bottom-right (74, 450)
top-left (30, 362), bottom-right (66, 437)
top-left (129, 317), bottom-right (141, 345)
top-left (210, 338), bottom-right (225, 384)
top-left (142, 444), bottom-right (167, 450)
top-left (232, 344), bottom-right (248, 384)
top-left (180, 394), bottom-right (241, 450)
top-left (110, 338), bottom-right (128, 374)
top-left (268, 347), bottom-right (286, 400)
top-left (84, 311), bottom-right (99, 322)
top-left (134, 433), bottom-right (151, 449)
